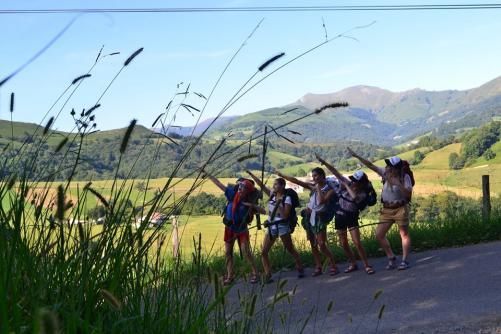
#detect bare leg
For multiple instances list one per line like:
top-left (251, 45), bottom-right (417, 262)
top-left (338, 230), bottom-right (356, 266)
top-left (240, 239), bottom-right (258, 276)
top-left (309, 238), bottom-right (323, 270)
top-left (280, 233), bottom-right (303, 270)
top-left (261, 233), bottom-right (276, 277)
top-left (399, 225), bottom-right (411, 261)
top-left (316, 230), bottom-right (336, 268)
top-left (225, 240), bottom-right (235, 279)
top-left (375, 222), bottom-right (395, 258)
top-left (349, 228), bottom-right (370, 268)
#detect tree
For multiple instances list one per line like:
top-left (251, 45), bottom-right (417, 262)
top-left (296, 168), bottom-right (307, 177)
top-left (448, 152), bottom-right (465, 170)
top-left (412, 150), bottom-right (425, 165)
top-left (483, 148), bottom-right (496, 160)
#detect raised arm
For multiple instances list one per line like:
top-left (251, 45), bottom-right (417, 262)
top-left (274, 169), bottom-right (313, 190)
top-left (204, 172), bottom-right (226, 193)
top-left (246, 170), bottom-right (271, 197)
top-left (315, 154), bottom-right (349, 185)
top-left (347, 147), bottom-right (383, 176)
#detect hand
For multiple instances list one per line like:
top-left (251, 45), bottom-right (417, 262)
top-left (241, 202), bottom-right (255, 209)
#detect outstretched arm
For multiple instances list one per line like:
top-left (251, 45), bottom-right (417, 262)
top-left (203, 172), bottom-right (226, 193)
top-left (315, 154), bottom-right (349, 185)
top-left (347, 147), bottom-right (383, 176)
top-left (275, 169), bottom-right (313, 190)
top-left (246, 170), bottom-right (271, 197)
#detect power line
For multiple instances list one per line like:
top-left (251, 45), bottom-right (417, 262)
top-left (2, 4), bottom-right (501, 14)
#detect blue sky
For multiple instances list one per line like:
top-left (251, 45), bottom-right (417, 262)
top-left (1, 0), bottom-right (501, 131)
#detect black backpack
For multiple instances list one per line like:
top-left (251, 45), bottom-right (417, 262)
top-left (357, 181), bottom-right (377, 211)
top-left (270, 188), bottom-right (300, 233)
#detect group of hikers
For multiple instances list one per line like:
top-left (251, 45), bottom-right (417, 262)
top-left (205, 147), bottom-right (414, 285)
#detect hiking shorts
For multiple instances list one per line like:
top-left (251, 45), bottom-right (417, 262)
top-left (224, 227), bottom-right (250, 243)
top-left (301, 213), bottom-right (328, 241)
top-left (267, 221), bottom-right (291, 238)
top-left (334, 211), bottom-right (359, 231)
top-left (379, 204), bottom-right (410, 226)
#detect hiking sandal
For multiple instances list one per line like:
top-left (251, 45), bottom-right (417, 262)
top-left (250, 274), bottom-right (259, 284)
top-left (397, 260), bottom-right (410, 271)
top-left (344, 264), bottom-right (359, 273)
top-left (311, 267), bottom-right (323, 277)
top-left (297, 268), bottom-right (305, 279)
top-left (329, 266), bottom-right (340, 276)
top-left (386, 256), bottom-right (397, 270)
top-left (365, 266), bottom-right (376, 275)
top-left (223, 276), bottom-right (235, 286)
top-left (263, 274), bottom-right (274, 284)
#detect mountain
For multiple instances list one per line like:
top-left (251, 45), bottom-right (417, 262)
top-left (206, 76), bottom-right (501, 145)
top-left (153, 116), bottom-right (236, 137)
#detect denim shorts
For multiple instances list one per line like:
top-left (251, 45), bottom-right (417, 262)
top-left (267, 221), bottom-right (291, 238)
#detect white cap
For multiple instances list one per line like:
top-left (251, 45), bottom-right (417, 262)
top-left (385, 156), bottom-right (402, 167)
top-left (351, 170), bottom-right (365, 181)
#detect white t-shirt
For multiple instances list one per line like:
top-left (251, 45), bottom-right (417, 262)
top-left (376, 167), bottom-right (413, 203)
top-left (268, 195), bottom-right (292, 222)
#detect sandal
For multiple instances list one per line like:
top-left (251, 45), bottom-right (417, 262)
top-left (397, 260), bottom-right (410, 271)
top-left (365, 266), bottom-right (376, 275)
top-left (344, 264), bottom-right (358, 273)
top-left (250, 274), bottom-right (259, 284)
top-left (311, 267), bottom-right (323, 277)
top-left (386, 256), bottom-right (397, 270)
top-left (223, 276), bottom-right (235, 286)
top-left (297, 268), bottom-right (305, 279)
top-left (262, 273), bottom-right (274, 284)
top-left (329, 266), bottom-right (340, 276)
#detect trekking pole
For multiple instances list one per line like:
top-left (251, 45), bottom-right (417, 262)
top-left (256, 125), bottom-right (269, 230)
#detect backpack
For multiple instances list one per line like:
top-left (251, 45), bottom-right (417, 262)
top-left (402, 160), bottom-right (416, 186)
top-left (317, 180), bottom-right (340, 223)
top-left (270, 188), bottom-right (301, 233)
top-left (222, 183), bottom-right (261, 227)
top-left (382, 160), bottom-right (415, 201)
top-left (357, 181), bottom-right (378, 211)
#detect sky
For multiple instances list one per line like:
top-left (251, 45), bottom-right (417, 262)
top-left (1, 0), bottom-right (501, 132)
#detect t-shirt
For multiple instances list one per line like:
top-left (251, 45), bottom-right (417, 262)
top-left (268, 195), bottom-right (292, 222)
top-left (376, 167), bottom-right (413, 204)
top-left (337, 187), bottom-right (366, 214)
top-left (307, 182), bottom-right (337, 226)
top-left (224, 187), bottom-right (251, 232)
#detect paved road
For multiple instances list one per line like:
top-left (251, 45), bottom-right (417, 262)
top-left (227, 241), bottom-right (501, 333)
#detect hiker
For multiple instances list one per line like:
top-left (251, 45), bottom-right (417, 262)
top-left (204, 172), bottom-right (259, 285)
top-left (245, 170), bottom-right (305, 282)
top-left (316, 155), bottom-right (375, 275)
top-left (275, 168), bottom-right (339, 276)
top-left (348, 148), bottom-right (413, 270)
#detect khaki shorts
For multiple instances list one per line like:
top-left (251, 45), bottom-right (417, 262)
top-left (379, 204), bottom-right (410, 226)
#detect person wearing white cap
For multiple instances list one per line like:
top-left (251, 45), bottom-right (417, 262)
top-left (316, 155), bottom-right (375, 275)
top-left (347, 148), bottom-right (413, 271)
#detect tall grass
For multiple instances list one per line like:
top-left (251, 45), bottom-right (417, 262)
top-left (0, 20), bottom-right (376, 332)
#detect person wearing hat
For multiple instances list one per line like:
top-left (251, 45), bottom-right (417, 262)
top-left (205, 173), bottom-right (260, 285)
top-left (316, 155), bottom-right (375, 275)
top-left (347, 148), bottom-right (413, 271)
